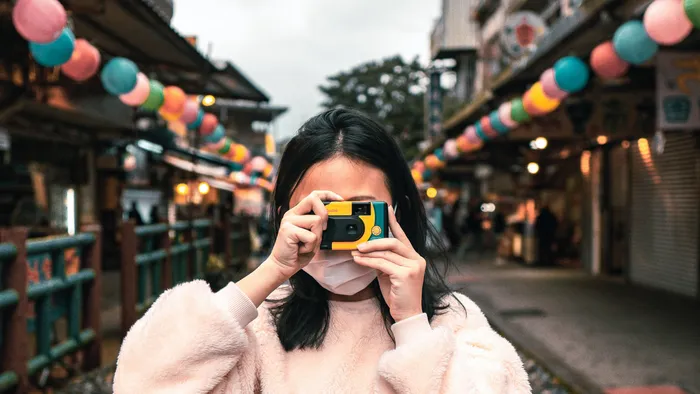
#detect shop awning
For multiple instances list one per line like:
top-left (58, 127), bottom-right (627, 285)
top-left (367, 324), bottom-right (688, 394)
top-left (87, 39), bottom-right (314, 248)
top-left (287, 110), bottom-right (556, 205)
top-left (213, 99), bottom-right (288, 123)
top-left (162, 154), bottom-right (229, 178)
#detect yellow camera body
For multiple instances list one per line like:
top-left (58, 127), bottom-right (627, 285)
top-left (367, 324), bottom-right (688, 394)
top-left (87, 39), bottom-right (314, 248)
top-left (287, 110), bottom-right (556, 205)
top-left (321, 201), bottom-right (389, 250)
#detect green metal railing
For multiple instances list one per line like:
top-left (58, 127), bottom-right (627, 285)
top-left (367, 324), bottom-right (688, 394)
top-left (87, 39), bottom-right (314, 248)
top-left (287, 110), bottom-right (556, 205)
top-left (121, 220), bottom-right (213, 336)
top-left (0, 227), bottom-right (102, 393)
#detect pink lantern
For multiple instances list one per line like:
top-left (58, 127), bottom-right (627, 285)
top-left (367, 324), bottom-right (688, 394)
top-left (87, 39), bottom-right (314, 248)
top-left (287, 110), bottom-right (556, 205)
top-left (206, 138), bottom-right (228, 152)
top-left (480, 116), bottom-right (499, 138)
top-left (61, 39), bottom-right (100, 81)
top-left (498, 103), bottom-right (518, 128)
top-left (199, 113), bottom-right (218, 135)
top-left (413, 161), bottom-right (426, 173)
top-left (590, 41), bottom-right (629, 79)
top-left (119, 73), bottom-right (150, 106)
top-left (443, 139), bottom-right (459, 159)
top-left (250, 156), bottom-right (268, 172)
top-left (643, 0), bottom-right (693, 45)
top-left (465, 126), bottom-right (481, 144)
top-left (179, 100), bottom-right (199, 124)
top-left (540, 69), bottom-right (568, 100)
top-left (13, 0), bottom-right (67, 44)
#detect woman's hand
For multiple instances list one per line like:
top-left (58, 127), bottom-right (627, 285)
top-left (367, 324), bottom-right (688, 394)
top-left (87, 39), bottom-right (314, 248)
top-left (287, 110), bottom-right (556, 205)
top-left (267, 190), bottom-right (343, 279)
top-left (352, 207), bottom-right (425, 322)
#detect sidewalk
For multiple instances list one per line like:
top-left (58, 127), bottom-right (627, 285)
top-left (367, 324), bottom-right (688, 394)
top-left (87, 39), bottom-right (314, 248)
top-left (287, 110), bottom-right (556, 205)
top-left (446, 257), bottom-right (700, 394)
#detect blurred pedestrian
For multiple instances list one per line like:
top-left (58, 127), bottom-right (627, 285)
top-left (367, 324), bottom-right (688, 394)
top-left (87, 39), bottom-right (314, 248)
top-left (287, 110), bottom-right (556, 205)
top-left (535, 204), bottom-right (558, 266)
top-left (127, 201), bottom-right (144, 226)
top-left (149, 205), bottom-right (161, 224)
top-left (114, 108), bottom-right (529, 393)
top-left (457, 198), bottom-right (483, 261)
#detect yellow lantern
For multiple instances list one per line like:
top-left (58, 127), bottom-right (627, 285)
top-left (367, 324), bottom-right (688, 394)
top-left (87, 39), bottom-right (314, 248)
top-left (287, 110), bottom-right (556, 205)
top-left (528, 82), bottom-right (560, 113)
top-left (262, 163), bottom-right (274, 178)
top-left (411, 169), bottom-right (423, 184)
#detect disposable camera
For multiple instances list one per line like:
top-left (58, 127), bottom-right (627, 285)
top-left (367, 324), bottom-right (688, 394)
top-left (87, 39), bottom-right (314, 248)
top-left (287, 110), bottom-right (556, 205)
top-left (320, 201), bottom-right (389, 250)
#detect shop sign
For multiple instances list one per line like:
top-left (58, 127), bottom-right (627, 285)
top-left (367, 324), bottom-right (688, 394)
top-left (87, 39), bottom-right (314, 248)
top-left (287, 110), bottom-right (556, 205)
top-left (427, 70), bottom-right (443, 141)
top-left (656, 51), bottom-right (700, 130)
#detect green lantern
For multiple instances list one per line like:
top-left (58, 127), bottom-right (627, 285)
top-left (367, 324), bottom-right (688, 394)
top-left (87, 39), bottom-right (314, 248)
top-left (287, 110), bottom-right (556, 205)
top-left (684, 0), bottom-right (700, 28)
top-left (510, 98), bottom-right (531, 123)
top-left (218, 139), bottom-right (232, 154)
top-left (140, 80), bottom-right (165, 111)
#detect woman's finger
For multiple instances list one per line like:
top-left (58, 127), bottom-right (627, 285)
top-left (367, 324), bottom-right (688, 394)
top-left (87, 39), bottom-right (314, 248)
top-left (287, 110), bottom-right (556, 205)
top-left (387, 206), bottom-right (411, 245)
top-left (357, 238), bottom-right (414, 258)
top-left (352, 250), bottom-right (412, 267)
top-left (284, 215), bottom-right (324, 232)
top-left (284, 224), bottom-right (318, 254)
top-left (352, 255), bottom-right (404, 276)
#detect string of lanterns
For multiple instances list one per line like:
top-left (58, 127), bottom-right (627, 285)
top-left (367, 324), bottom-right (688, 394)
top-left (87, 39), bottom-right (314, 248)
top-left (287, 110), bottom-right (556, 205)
top-left (413, 0), bottom-right (700, 185)
top-left (12, 0), bottom-right (276, 191)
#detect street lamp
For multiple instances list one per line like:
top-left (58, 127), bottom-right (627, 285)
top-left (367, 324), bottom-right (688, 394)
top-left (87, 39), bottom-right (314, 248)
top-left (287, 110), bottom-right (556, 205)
top-left (201, 95), bottom-right (216, 107)
top-left (527, 162), bottom-right (540, 174)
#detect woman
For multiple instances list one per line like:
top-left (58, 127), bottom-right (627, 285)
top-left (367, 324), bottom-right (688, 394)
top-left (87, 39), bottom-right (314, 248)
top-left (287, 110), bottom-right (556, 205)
top-left (114, 108), bottom-right (530, 393)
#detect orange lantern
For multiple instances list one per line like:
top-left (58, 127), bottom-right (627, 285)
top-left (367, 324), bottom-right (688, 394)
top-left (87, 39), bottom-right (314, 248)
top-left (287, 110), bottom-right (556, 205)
top-left (411, 169), bottom-right (423, 184)
top-left (161, 86), bottom-right (187, 115)
top-left (425, 154), bottom-right (444, 170)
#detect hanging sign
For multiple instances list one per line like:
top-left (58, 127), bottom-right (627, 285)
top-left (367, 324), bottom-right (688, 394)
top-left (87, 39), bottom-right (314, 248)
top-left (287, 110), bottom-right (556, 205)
top-left (500, 12), bottom-right (548, 59)
top-left (427, 70), bottom-right (443, 141)
top-left (656, 51), bottom-right (700, 130)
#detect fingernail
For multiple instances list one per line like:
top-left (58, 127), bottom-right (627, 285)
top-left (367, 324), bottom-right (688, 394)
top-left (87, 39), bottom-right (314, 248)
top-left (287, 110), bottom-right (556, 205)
top-left (351, 251), bottom-right (358, 256)
top-left (357, 243), bottom-right (367, 251)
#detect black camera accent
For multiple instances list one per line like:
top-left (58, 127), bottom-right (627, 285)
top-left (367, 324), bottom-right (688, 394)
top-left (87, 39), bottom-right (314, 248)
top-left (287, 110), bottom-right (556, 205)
top-left (320, 216), bottom-right (365, 249)
top-left (352, 202), bottom-right (370, 216)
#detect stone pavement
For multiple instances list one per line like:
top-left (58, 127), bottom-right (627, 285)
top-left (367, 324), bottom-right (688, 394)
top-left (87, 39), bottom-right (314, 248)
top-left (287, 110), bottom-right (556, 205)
top-left (445, 256), bottom-right (700, 394)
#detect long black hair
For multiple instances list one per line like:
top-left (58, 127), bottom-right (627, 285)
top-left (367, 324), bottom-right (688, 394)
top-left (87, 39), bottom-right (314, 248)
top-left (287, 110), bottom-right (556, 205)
top-left (269, 108), bottom-right (457, 351)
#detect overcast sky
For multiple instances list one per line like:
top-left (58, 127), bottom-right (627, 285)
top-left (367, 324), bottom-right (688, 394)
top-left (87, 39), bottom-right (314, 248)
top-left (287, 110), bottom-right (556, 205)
top-left (172, 0), bottom-right (441, 140)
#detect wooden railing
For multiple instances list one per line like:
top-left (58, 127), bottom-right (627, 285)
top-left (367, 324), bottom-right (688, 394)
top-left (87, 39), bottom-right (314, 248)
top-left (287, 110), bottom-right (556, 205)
top-left (0, 226), bottom-right (102, 393)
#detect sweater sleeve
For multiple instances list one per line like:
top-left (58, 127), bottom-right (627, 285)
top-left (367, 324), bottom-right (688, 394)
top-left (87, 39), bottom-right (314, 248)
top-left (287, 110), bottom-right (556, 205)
top-left (376, 294), bottom-right (531, 394)
top-left (113, 280), bottom-right (260, 394)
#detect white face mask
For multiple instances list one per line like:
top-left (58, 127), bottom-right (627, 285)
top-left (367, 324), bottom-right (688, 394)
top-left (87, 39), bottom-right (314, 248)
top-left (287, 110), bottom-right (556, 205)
top-left (302, 250), bottom-right (377, 296)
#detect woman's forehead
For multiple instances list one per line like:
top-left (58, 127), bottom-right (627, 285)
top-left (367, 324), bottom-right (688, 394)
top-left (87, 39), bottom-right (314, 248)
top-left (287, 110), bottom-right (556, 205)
top-left (290, 157), bottom-right (392, 205)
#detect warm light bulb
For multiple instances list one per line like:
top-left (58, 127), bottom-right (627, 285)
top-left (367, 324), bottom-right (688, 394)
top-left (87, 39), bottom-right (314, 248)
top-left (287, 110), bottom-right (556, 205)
top-left (534, 137), bottom-right (548, 150)
top-left (201, 95), bottom-right (216, 107)
top-left (596, 135), bottom-right (608, 145)
top-left (175, 183), bottom-right (189, 196)
top-left (527, 162), bottom-right (540, 174)
top-left (198, 181), bottom-right (210, 195)
top-left (426, 187), bottom-right (438, 199)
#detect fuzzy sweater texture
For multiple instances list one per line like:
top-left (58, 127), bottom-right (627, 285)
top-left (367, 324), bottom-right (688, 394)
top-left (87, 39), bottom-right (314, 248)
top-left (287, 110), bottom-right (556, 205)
top-left (113, 280), bottom-right (531, 393)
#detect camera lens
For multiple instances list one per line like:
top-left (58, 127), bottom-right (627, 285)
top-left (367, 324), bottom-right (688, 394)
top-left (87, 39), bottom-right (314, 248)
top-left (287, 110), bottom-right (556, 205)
top-left (346, 224), bottom-right (358, 235)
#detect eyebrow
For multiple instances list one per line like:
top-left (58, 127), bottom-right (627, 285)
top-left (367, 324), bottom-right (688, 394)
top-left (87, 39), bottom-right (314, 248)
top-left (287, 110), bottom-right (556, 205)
top-left (347, 195), bottom-right (377, 201)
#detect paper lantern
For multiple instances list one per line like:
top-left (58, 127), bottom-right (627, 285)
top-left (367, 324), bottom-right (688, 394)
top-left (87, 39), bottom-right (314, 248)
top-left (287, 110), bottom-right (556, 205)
top-left (434, 148), bottom-right (445, 161)
top-left (456, 135), bottom-right (471, 152)
top-left (489, 111), bottom-right (509, 134)
top-left (480, 116), bottom-right (499, 138)
top-left (425, 154), bottom-right (443, 170)
top-left (187, 110), bottom-right (204, 130)
top-left (413, 161), bottom-right (426, 174)
top-left (422, 169), bottom-right (433, 181)
top-left (510, 99), bottom-right (531, 123)
top-left (465, 126), bottom-right (481, 144)
top-left (553, 57), bottom-right (589, 93)
top-left (644, 0), bottom-right (693, 45)
top-left (232, 172), bottom-right (251, 185)
top-left (529, 82), bottom-right (561, 114)
top-left (685, 0), bottom-right (700, 28)
top-left (159, 108), bottom-right (182, 121)
top-left (263, 164), bottom-right (274, 179)
top-left (207, 138), bottom-right (228, 152)
top-left (101, 57), bottom-right (139, 95)
top-left (218, 139), bottom-right (232, 154)
top-left (251, 156), bottom-right (268, 172)
top-left (613, 21), bottom-right (659, 65)
top-left (13, 0), bottom-right (67, 44)
top-left (523, 90), bottom-right (548, 116)
top-left (474, 123), bottom-right (489, 141)
top-left (29, 28), bottom-right (74, 67)
top-left (443, 139), bottom-right (459, 159)
top-left (204, 124), bottom-right (225, 144)
top-left (230, 144), bottom-right (249, 163)
top-left (242, 161), bottom-right (254, 175)
top-left (590, 41), bottom-right (629, 79)
top-left (180, 100), bottom-right (199, 124)
top-left (141, 80), bottom-right (164, 111)
top-left (498, 102), bottom-right (518, 128)
top-left (61, 39), bottom-right (100, 81)
top-left (540, 69), bottom-right (568, 100)
top-left (411, 169), bottom-right (423, 184)
top-left (199, 113), bottom-right (218, 135)
top-left (162, 86), bottom-right (187, 115)
top-left (119, 73), bottom-right (150, 106)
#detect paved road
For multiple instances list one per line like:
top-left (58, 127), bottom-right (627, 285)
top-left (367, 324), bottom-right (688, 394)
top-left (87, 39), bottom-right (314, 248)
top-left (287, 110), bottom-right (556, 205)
top-left (446, 258), bottom-right (700, 394)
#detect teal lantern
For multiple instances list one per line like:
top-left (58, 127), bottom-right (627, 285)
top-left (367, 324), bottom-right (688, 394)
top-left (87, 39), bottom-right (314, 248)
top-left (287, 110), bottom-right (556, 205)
top-left (101, 57), bottom-right (139, 95)
top-left (613, 21), bottom-right (658, 65)
top-left (187, 110), bottom-right (204, 131)
top-left (553, 56), bottom-right (590, 93)
top-left (250, 174), bottom-right (259, 185)
top-left (204, 124), bottom-right (224, 144)
top-left (229, 162), bottom-right (243, 172)
top-left (489, 111), bottom-right (509, 134)
top-left (475, 123), bottom-right (489, 141)
top-left (434, 148), bottom-right (444, 161)
top-left (29, 28), bottom-right (75, 67)
top-left (422, 169), bottom-right (433, 181)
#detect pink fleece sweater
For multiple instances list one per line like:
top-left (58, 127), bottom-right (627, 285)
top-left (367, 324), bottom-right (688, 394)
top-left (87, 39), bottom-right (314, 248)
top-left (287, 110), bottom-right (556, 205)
top-left (114, 280), bottom-right (531, 393)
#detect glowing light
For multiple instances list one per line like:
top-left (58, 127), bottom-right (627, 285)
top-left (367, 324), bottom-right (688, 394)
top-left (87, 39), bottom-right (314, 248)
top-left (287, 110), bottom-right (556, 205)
top-left (198, 181), bottom-right (210, 195)
top-left (201, 95), bottom-right (216, 107)
top-left (621, 140), bottom-right (630, 149)
top-left (175, 183), bottom-right (189, 196)
top-left (527, 162), bottom-right (540, 174)
top-left (480, 202), bottom-right (496, 212)
top-left (426, 187), bottom-right (438, 199)
top-left (534, 137), bottom-right (548, 150)
top-left (580, 151), bottom-right (591, 176)
top-left (596, 135), bottom-right (608, 145)
top-left (66, 188), bottom-right (75, 235)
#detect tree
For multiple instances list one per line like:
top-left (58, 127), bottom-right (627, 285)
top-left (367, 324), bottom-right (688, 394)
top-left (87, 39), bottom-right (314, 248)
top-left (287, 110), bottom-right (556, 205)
top-left (319, 55), bottom-right (426, 158)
